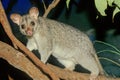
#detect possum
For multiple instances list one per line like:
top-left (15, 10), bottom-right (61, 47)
top-left (10, 7), bottom-right (104, 80)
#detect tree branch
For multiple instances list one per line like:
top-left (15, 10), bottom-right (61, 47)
top-left (43, 0), bottom-right (60, 18)
top-left (42, 0), bottom-right (47, 11)
top-left (48, 64), bottom-right (120, 80)
top-left (0, 41), bottom-right (120, 80)
top-left (0, 41), bottom-right (49, 80)
top-left (0, 1), bottom-right (59, 80)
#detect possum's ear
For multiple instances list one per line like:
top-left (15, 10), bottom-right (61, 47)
top-left (10, 13), bottom-right (22, 25)
top-left (29, 7), bottom-right (39, 20)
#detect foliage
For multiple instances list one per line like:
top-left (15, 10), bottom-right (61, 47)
top-left (94, 0), bottom-right (120, 19)
top-left (94, 41), bottom-right (120, 77)
top-left (66, 0), bottom-right (71, 8)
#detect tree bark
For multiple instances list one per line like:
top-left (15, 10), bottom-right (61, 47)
top-left (0, 41), bottom-right (120, 80)
top-left (0, 41), bottom-right (49, 80)
top-left (43, 0), bottom-right (60, 17)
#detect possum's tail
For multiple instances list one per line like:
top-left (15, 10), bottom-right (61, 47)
top-left (93, 51), bottom-right (105, 75)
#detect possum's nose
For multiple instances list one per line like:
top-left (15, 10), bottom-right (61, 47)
top-left (26, 27), bottom-right (33, 36)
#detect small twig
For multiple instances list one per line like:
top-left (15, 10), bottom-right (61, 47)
top-left (43, 0), bottom-right (60, 18)
top-left (0, 1), bottom-right (59, 80)
top-left (42, 0), bottom-right (47, 11)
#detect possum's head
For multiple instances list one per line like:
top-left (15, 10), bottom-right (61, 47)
top-left (10, 7), bottom-right (39, 37)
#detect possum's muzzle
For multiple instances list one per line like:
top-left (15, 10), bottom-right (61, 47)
top-left (26, 27), bottom-right (33, 37)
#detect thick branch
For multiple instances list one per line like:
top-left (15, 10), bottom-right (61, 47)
top-left (0, 41), bottom-right (49, 80)
top-left (0, 1), bottom-right (59, 80)
top-left (48, 64), bottom-right (120, 80)
top-left (0, 41), bottom-right (120, 80)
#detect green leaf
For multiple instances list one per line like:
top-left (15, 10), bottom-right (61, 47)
top-left (114, 0), bottom-right (120, 7)
top-left (112, 0), bottom-right (120, 20)
top-left (107, 0), bottom-right (114, 7)
top-left (113, 7), bottom-right (120, 20)
top-left (95, 40), bottom-right (120, 53)
top-left (66, 0), bottom-right (70, 9)
top-left (94, 0), bottom-right (107, 16)
top-left (99, 57), bottom-right (120, 67)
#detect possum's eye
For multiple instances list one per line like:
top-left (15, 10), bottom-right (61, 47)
top-left (30, 21), bottom-right (35, 26)
top-left (21, 24), bottom-right (25, 29)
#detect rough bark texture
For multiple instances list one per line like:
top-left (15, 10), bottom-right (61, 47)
top-left (0, 41), bottom-right (49, 80)
top-left (0, 41), bottom-right (120, 80)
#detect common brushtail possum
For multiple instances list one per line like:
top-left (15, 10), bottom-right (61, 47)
top-left (10, 7), bottom-right (104, 80)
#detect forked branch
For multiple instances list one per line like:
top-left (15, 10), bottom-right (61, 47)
top-left (43, 0), bottom-right (60, 17)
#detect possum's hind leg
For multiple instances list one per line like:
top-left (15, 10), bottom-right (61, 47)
top-left (58, 59), bottom-right (76, 70)
top-left (77, 57), bottom-right (99, 80)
